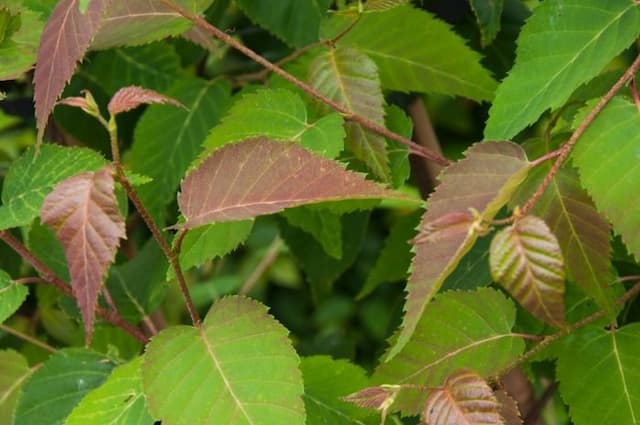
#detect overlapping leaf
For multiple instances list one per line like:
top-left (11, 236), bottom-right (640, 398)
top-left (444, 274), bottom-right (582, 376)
top-left (338, 5), bottom-right (497, 101)
top-left (235, 0), bottom-right (330, 48)
top-left (0, 350), bottom-right (33, 424)
top-left (282, 206), bottom-right (343, 259)
top-left (571, 97), bottom-right (640, 259)
top-left (178, 138), bottom-right (400, 229)
top-left (484, 0), bottom-right (640, 139)
top-left (34, 0), bottom-right (108, 143)
top-left (557, 324), bottom-right (640, 425)
top-left (422, 369), bottom-right (503, 425)
top-left (65, 357), bottom-right (153, 425)
top-left (0, 145), bottom-right (106, 230)
top-left (469, 0), bottom-right (504, 46)
top-left (0, 269), bottom-right (27, 324)
top-left (142, 296), bottom-right (305, 425)
top-left (15, 348), bottom-right (115, 425)
top-left (41, 165), bottom-right (125, 342)
top-left (490, 215), bottom-right (565, 327)
top-left (0, 7), bottom-right (43, 80)
top-left (309, 46), bottom-right (389, 180)
top-left (365, 0), bottom-right (408, 11)
top-left (107, 85), bottom-right (183, 116)
top-left (389, 141), bottom-right (530, 360)
top-left (373, 288), bottom-right (524, 416)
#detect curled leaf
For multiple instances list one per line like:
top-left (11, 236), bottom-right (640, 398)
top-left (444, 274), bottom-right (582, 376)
top-left (490, 215), bottom-right (565, 327)
top-left (107, 85), bottom-right (183, 116)
top-left (343, 385), bottom-right (400, 425)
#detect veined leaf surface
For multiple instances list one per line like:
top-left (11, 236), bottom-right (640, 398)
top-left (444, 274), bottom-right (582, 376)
top-left (0, 7), bottom-right (43, 81)
top-left (107, 85), bottom-right (183, 116)
top-left (469, 0), bottom-right (504, 47)
top-left (0, 270), bottom-right (27, 324)
top-left (485, 0), bottom-right (640, 139)
top-left (142, 296), bottom-right (305, 425)
top-left (178, 138), bottom-right (400, 229)
top-left (389, 141), bottom-right (530, 360)
top-left (0, 350), bottom-right (33, 424)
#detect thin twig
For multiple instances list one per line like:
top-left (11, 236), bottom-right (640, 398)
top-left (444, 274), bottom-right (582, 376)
top-left (157, 0), bottom-right (450, 166)
top-left (528, 148), bottom-right (562, 168)
top-left (13, 277), bottom-right (49, 285)
top-left (240, 238), bottom-right (283, 295)
top-left (521, 54), bottom-right (640, 216)
top-left (0, 324), bottom-right (57, 353)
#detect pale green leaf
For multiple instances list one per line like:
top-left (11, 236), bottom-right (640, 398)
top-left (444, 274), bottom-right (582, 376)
top-left (389, 142), bottom-right (530, 360)
top-left (203, 88), bottom-right (344, 159)
top-left (301, 356), bottom-right (371, 425)
top-left (65, 357), bottom-right (153, 425)
top-left (490, 215), bottom-right (565, 327)
top-left (0, 350), bottom-right (33, 425)
top-left (0, 269), bottom-right (27, 324)
top-left (0, 145), bottom-right (106, 230)
top-left (235, 0), bottom-right (331, 48)
top-left (484, 0), bottom-right (640, 140)
top-left (557, 324), bottom-right (640, 425)
top-left (338, 5), bottom-right (497, 101)
top-left (365, 0), bottom-right (408, 11)
top-left (282, 206), bottom-right (343, 259)
top-left (571, 97), bottom-right (640, 260)
top-left (469, 0), bottom-right (504, 47)
top-left (374, 288), bottom-right (524, 416)
top-left (309, 46), bottom-right (390, 180)
top-left (0, 8), bottom-right (43, 80)
top-left (128, 78), bottom-right (231, 223)
top-left (14, 348), bottom-right (116, 425)
top-left (142, 296), bottom-right (305, 425)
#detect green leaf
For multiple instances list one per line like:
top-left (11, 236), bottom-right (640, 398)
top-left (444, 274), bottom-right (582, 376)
top-left (128, 78), bottom-right (231, 223)
top-left (282, 206), bottom-right (343, 259)
top-left (28, 219), bottom-right (70, 280)
top-left (0, 145), bottom-right (106, 230)
top-left (385, 105), bottom-right (412, 189)
top-left (309, 46), bottom-right (390, 180)
top-left (142, 296), bottom-right (305, 425)
top-left (484, 0), bottom-right (640, 140)
top-left (338, 5), bottom-right (497, 101)
top-left (557, 324), bottom-right (640, 425)
top-left (440, 233), bottom-right (492, 292)
top-left (389, 142), bottom-right (530, 360)
top-left (202, 88), bottom-right (344, 159)
top-left (373, 288), bottom-right (524, 416)
top-left (469, 0), bottom-right (504, 47)
top-left (300, 356), bottom-right (371, 425)
top-left (65, 357), bottom-right (153, 425)
top-left (513, 137), bottom-right (617, 318)
top-left (0, 350), bottom-right (33, 424)
top-left (490, 215), bottom-right (565, 327)
top-left (0, 8), bottom-right (43, 80)
top-left (15, 348), bottom-right (116, 425)
top-left (0, 269), bottom-right (27, 324)
top-left (571, 97), bottom-right (640, 260)
top-left (234, 0), bottom-right (330, 48)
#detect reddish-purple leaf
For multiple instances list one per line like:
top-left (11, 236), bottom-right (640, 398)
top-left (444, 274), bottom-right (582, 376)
top-left (179, 138), bottom-right (402, 229)
top-left (57, 89), bottom-right (101, 118)
top-left (423, 369), bottom-right (504, 425)
top-left (107, 86), bottom-right (183, 116)
top-left (40, 165), bottom-right (126, 343)
top-left (494, 390), bottom-right (522, 425)
top-left (343, 385), bottom-right (400, 425)
top-left (34, 0), bottom-right (108, 144)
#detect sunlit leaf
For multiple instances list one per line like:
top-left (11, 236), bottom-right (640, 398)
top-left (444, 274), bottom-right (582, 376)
top-left (65, 357), bottom-right (153, 425)
top-left (469, 0), bottom-right (504, 47)
top-left (365, 0), bottom-right (408, 11)
top-left (422, 369), bottom-right (503, 425)
top-left (34, 0), bottom-right (108, 143)
top-left (484, 0), bottom-right (640, 139)
top-left (0, 8), bottom-right (44, 81)
top-left (389, 142), bottom-right (530, 360)
top-left (0, 350), bottom-right (33, 424)
top-left (107, 85), bottom-right (183, 116)
top-left (490, 215), bottom-right (565, 327)
top-left (178, 138), bottom-right (401, 229)
top-left (557, 324), bottom-right (640, 425)
top-left (142, 296), bottom-right (305, 425)
top-left (0, 270), bottom-right (27, 324)
top-left (374, 288), bottom-right (524, 416)
top-left (41, 165), bottom-right (126, 342)
top-left (15, 348), bottom-right (115, 425)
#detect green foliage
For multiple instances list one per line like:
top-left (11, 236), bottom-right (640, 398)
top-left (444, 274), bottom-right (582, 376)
top-left (0, 7), bottom-right (43, 80)
top-left (0, 270), bottom-right (28, 324)
top-left (0, 350), bottom-right (32, 424)
top-left (469, 0), bottom-right (504, 47)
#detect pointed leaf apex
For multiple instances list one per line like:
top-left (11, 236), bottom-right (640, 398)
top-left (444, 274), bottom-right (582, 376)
top-left (58, 90), bottom-right (102, 120)
top-left (107, 86), bottom-right (184, 117)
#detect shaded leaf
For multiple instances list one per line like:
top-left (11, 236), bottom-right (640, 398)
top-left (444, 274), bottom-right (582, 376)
top-left (338, 5), bottom-right (497, 101)
top-left (309, 46), bottom-right (390, 180)
top-left (490, 215), bottom-right (565, 327)
top-left (470, 0), bottom-right (504, 47)
top-left (440, 233), bottom-right (492, 292)
top-left (282, 206), bottom-right (343, 259)
top-left (390, 142), bottom-right (530, 360)
top-left (484, 0), bottom-right (640, 139)
top-left (385, 105), bottom-right (412, 189)
top-left (0, 7), bottom-right (44, 80)
top-left (41, 165), bottom-right (126, 342)
top-left (235, 0), bottom-right (330, 48)
top-left (571, 97), bottom-right (640, 260)
top-left (0, 269), bottom-right (28, 324)
top-left (179, 138), bottom-right (400, 229)
top-left (34, 0), bottom-right (108, 143)
top-left (494, 390), bottom-right (522, 425)
top-left (300, 356), bottom-right (371, 425)
top-left (557, 324), bottom-right (640, 425)
top-left (373, 288), bottom-right (524, 416)
top-left (14, 348), bottom-right (116, 425)
top-left (0, 145), bottom-right (106, 230)
top-left (422, 369), bottom-right (503, 425)
top-left (65, 357), bottom-right (153, 425)
top-left (0, 350), bottom-right (33, 424)
top-left (142, 296), bottom-right (305, 425)
top-left (107, 85), bottom-right (183, 116)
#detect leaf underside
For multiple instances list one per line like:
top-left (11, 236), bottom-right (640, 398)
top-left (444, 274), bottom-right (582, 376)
top-left (107, 85), bottom-right (183, 116)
